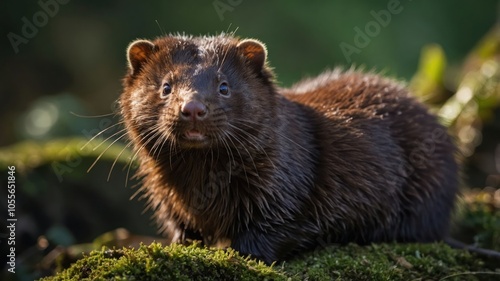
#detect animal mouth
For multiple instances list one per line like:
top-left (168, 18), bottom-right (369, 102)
top-left (184, 129), bottom-right (206, 141)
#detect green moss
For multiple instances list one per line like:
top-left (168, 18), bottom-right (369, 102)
top-left (284, 243), bottom-right (498, 281)
top-left (456, 199), bottom-right (500, 251)
top-left (37, 192), bottom-right (500, 281)
top-left (41, 242), bottom-right (500, 281)
top-left (41, 242), bottom-right (284, 281)
top-left (0, 137), bottom-right (132, 172)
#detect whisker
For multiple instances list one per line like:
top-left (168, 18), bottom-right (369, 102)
top-left (156, 127), bottom-right (174, 166)
top-left (92, 128), bottom-right (129, 152)
top-left (81, 121), bottom-right (125, 150)
top-left (149, 127), bottom-right (167, 161)
top-left (218, 41), bottom-right (232, 73)
top-left (107, 138), bottom-right (135, 182)
top-left (221, 131), bottom-right (251, 188)
top-left (87, 131), bottom-right (128, 173)
top-left (227, 123), bottom-right (276, 170)
top-left (70, 111), bottom-right (116, 118)
top-left (234, 118), bottom-right (310, 155)
top-left (220, 136), bottom-right (232, 180)
top-left (125, 126), bottom-right (163, 186)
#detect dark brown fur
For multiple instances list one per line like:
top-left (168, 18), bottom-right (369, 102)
top-left (119, 34), bottom-right (458, 264)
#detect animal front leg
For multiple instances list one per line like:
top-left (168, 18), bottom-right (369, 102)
top-left (231, 228), bottom-right (282, 264)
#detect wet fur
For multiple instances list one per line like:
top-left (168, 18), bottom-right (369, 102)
top-left (120, 34), bottom-right (458, 264)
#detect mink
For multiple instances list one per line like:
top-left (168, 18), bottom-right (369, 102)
top-left (119, 34), bottom-right (458, 264)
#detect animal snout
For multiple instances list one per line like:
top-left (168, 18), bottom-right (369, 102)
top-left (180, 100), bottom-right (208, 121)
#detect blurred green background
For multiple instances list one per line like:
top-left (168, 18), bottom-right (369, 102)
top-left (1, 0), bottom-right (500, 280)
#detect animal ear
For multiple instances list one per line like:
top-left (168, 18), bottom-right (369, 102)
top-left (127, 39), bottom-right (155, 75)
top-left (237, 39), bottom-right (267, 73)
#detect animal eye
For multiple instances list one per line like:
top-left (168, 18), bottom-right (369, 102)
top-left (161, 83), bottom-right (172, 98)
top-left (219, 82), bottom-right (229, 96)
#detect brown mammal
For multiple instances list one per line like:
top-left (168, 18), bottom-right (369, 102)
top-left (120, 34), bottom-right (458, 264)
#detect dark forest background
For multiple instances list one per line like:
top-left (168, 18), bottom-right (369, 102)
top-left (1, 1), bottom-right (500, 280)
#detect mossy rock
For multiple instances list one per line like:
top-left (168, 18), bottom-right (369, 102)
top-left (41, 242), bottom-right (500, 281)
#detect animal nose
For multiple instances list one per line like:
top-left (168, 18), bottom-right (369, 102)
top-left (181, 100), bottom-right (208, 120)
